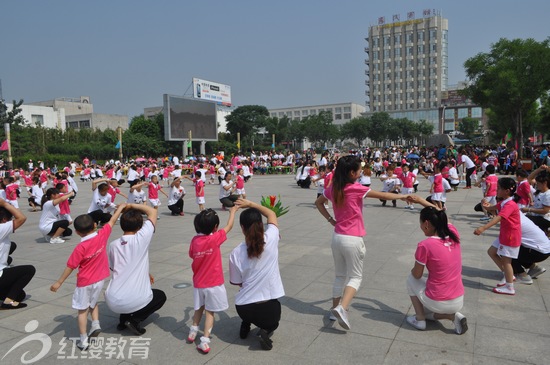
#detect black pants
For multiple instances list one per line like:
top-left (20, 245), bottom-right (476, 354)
top-left (119, 289), bottom-right (166, 325)
top-left (47, 220), bottom-right (73, 237)
top-left (220, 195), bottom-right (239, 207)
top-left (465, 166), bottom-right (475, 187)
top-left (168, 198), bottom-right (184, 215)
top-left (236, 299), bottom-right (281, 334)
top-left (297, 177), bottom-right (311, 189)
top-left (0, 265), bottom-right (36, 302)
top-left (88, 210), bottom-right (112, 225)
top-left (527, 215), bottom-right (550, 234)
top-left (512, 246), bottom-right (550, 274)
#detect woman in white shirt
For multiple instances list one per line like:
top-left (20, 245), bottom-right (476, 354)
top-left (229, 199), bottom-right (283, 351)
top-left (521, 166), bottom-right (550, 234)
top-left (39, 188), bottom-right (74, 243)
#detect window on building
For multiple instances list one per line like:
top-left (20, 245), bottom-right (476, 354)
top-left (344, 113), bottom-right (351, 119)
top-left (394, 48), bottom-right (401, 57)
top-left (417, 45), bottom-right (424, 53)
top-left (407, 46), bottom-right (413, 56)
top-left (406, 32), bottom-right (413, 43)
top-left (407, 59), bottom-right (414, 67)
top-left (302, 110), bottom-right (308, 116)
top-left (335, 107), bottom-right (342, 113)
top-left (372, 51), bottom-right (379, 59)
top-left (373, 37), bottom-right (380, 47)
top-left (294, 111), bottom-right (300, 116)
top-left (310, 109), bottom-right (317, 115)
top-left (31, 114), bottom-right (44, 126)
top-left (431, 44), bottom-right (437, 52)
top-left (335, 114), bottom-right (342, 120)
top-left (471, 107), bottom-right (482, 118)
top-left (68, 121), bottom-right (79, 129)
top-left (344, 106), bottom-right (351, 113)
top-left (430, 29), bottom-right (437, 40)
top-left (394, 34), bottom-right (401, 44)
top-left (384, 36), bottom-right (391, 46)
top-left (79, 120), bottom-right (91, 129)
top-left (417, 31), bottom-right (424, 41)
top-left (444, 109), bottom-right (454, 119)
top-left (458, 108), bottom-right (468, 118)
top-left (384, 49), bottom-right (390, 59)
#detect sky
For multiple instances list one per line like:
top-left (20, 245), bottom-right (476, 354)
top-left (1, 0), bottom-right (549, 118)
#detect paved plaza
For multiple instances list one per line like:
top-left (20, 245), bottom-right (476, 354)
top-left (0, 174), bottom-right (549, 365)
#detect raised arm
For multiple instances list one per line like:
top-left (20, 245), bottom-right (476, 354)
top-left (92, 178), bottom-right (109, 191)
top-left (222, 205), bottom-right (239, 234)
top-left (125, 203), bottom-right (158, 225)
top-left (0, 199), bottom-right (26, 231)
top-left (235, 198), bottom-right (277, 226)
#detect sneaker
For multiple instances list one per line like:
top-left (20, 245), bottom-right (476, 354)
top-left (187, 325), bottom-right (199, 343)
top-left (493, 285), bottom-right (515, 295)
top-left (517, 274), bottom-right (533, 285)
top-left (116, 322), bottom-right (127, 331)
top-left (124, 320), bottom-right (146, 335)
top-left (76, 339), bottom-right (89, 351)
top-left (88, 325), bottom-right (101, 338)
top-left (257, 329), bottom-right (273, 351)
top-left (330, 304), bottom-right (351, 330)
top-left (49, 236), bottom-right (65, 244)
top-left (197, 336), bottom-right (210, 354)
top-left (528, 265), bottom-right (547, 279)
top-left (409, 206), bottom-right (415, 210)
top-left (453, 312), bottom-right (468, 335)
top-left (479, 216), bottom-right (491, 221)
top-left (496, 275), bottom-right (516, 287)
top-left (239, 322), bottom-right (251, 339)
top-left (406, 315), bottom-right (426, 330)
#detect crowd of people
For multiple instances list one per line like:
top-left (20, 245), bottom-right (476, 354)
top-left (1, 143), bottom-right (549, 353)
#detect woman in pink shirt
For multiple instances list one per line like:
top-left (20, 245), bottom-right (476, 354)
top-left (406, 197), bottom-right (467, 335)
top-left (315, 155), bottom-right (409, 330)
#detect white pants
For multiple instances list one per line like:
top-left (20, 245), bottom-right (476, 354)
top-left (406, 274), bottom-right (463, 314)
top-left (331, 233), bottom-right (366, 298)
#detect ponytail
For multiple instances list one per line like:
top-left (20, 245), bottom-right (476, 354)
top-left (240, 208), bottom-right (265, 259)
top-left (41, 188), bottom-right (60, 208)
top-left (419, 207), bottom-right (459, 244)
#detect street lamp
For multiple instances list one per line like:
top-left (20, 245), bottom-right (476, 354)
top-left (440, 105), bottom-right (447, 135)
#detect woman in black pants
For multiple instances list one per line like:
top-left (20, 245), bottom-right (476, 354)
top-left (0, 200), bottom-right (35, 309)
top-left (229, 200), bottom-right (283, 350)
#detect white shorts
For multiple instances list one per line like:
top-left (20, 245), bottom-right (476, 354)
top-left (403, 187), bottom-right (414, 194)
top-left (41, 182), bottom-right (48, 190)
top-left (60, 214), bottom-right (72, 222)
top-left (431, 192), bottom-right (443, 201)
top-left (72, 280), bottom-right (105, 310)
top-left (7, 199), bottom-right (19, 209)
top-left (236, 188), bottom-right (245, 195)
top-left (196, 197), bottom-right (205, 205)
top-left (193, 284), bottom-right (228, 312)
top-left (406, 274), bottom-right (463, 314)
top-left (484, 196), bottom-right (497, 206)
top-left (149, 199), bottom-right (161, 207)
top-left (492, 239), bottom-right (520, 259)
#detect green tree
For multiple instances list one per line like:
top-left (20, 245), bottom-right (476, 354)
top-left (367, 112), bottom-right (391, 145)
top-left (341, 117), bottom-right (369, 147)
top-left (264, 115), bottom-right (291, 145)
top-left (0, 99), bottom-right (25, 126)
top-left (464, 37), bottom-right (550, 156)
top-left (458, 117), bottom-right (479, 140)
top-left (302, 111), bottom-right (340, 148)
top-left (226, 105), bottom-right (269, 144)
top-left (537, 92), bottom-right (550, 138)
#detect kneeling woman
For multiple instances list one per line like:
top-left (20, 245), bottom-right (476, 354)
top-left (229, 199), bottom-right (283, 351)
top-left (39, 188), bottom-right (74, 244)
top-left (406, 197), bottom-right (468, 335)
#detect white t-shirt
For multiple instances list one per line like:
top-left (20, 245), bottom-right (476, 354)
top-left (88, 189), bottom-right (115, 213)
top-left (217, 166), bottom-right (226, 177)
top-left (197, 169), bottom-right (208, 183)
top-left (220, 180), bottom-right (234, 199)
top-left (171, 169), bottom-right (182, 179)
top-left (520, 213), bottom-right (550, 254)
top-left (105, 220), bottom-right (155, 314)
top-left (229, 224), bottom-right (285, 305)
top-left (242, 165), bottom-right (251, 177)
top-left (31, 185), bottom-right (44, 205)
top-left (172, 156), bottom-right (179, 166)
top-left (448, 167), bottom-right (460, 184)
top-left (0, 221), bottom-right (14, 272)
top-left (461, 155), bottom-right (475, 169)
top-left (168, 185), bottom-right (185, 205)
top-left (128, 189), bottom-right (146, 204)
top-left (39, 200), bottom-right (60, 235)
top-left (533, 190), bottom-right (550, 221)
top-left (127, 169), bottom-right (139, 181)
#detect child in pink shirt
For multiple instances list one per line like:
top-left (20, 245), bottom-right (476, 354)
top-left (187, 206), bottom-right (238, 353)
top-left (475, 177), bottom-right (522, 295)
top-left (148, 175), bottom-right (168, 216)
top-left (51, 205), bottom-right (125, 351)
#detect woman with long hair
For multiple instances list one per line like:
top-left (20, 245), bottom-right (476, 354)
top-left (39, 188), bottom-right (74, 244)
top-left (315, 155), bottom-right (409, 330)
top-left (229, 199), bottom-right (283, 351)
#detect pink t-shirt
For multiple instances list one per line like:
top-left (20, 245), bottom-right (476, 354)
top-left (497, 198), bottom-right (521, 247)
top-left (59, 193), bottom-right (70, 215)
top-left (67, 225), bottom-right (112, 287)
top-left (397, 172), bottom-right (416, 188)
top-left (236, 175), bottom-right (245, 189)
top-left (432, 174), bottom-right (443, 193)
top-left (485, 174), bottom-right (498, 197)
top-left (5, 184), bottom-right (18, 201)
top-left (195, 179), bottom-right (204, 197)
top-left (415, 224), bottom-right (464, 301)
top-left (189, 230), bottom-right (227, 288)
top-left (148, 182), bottom-right (160, 199)
top-left (516, 180), bottom-right (531, 206)
top-left (324, 183), bottom-right (370, 237)
top-left (108, 185), bottom-right (120, 203)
